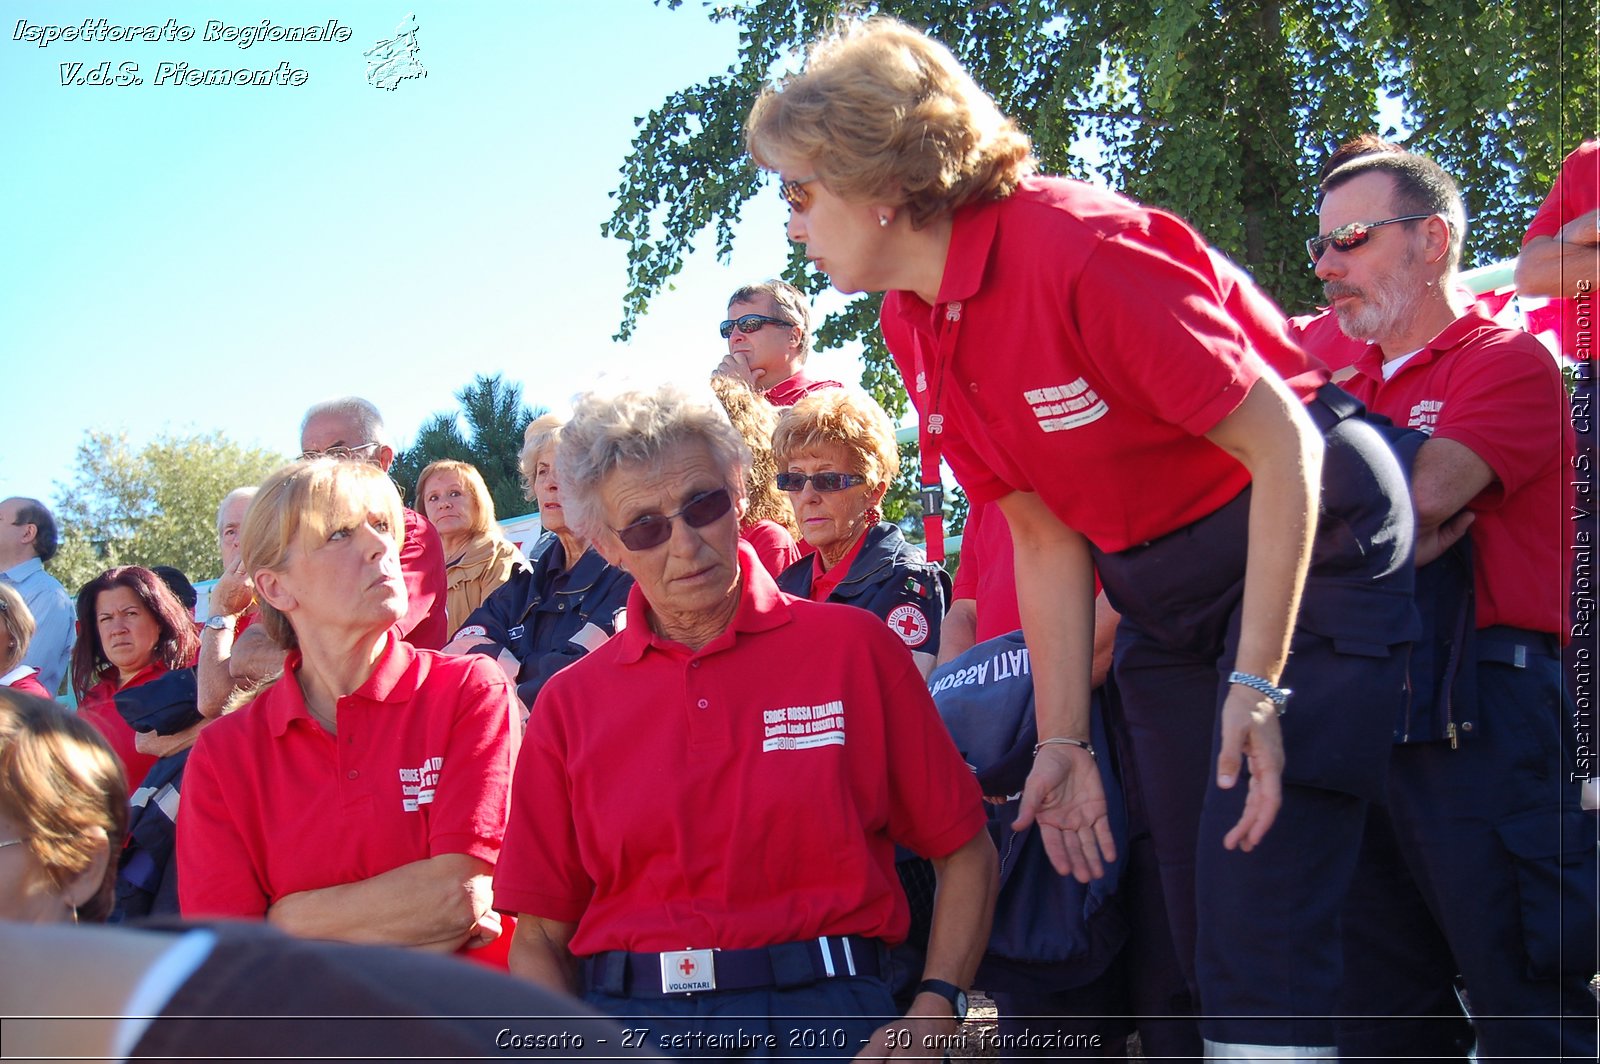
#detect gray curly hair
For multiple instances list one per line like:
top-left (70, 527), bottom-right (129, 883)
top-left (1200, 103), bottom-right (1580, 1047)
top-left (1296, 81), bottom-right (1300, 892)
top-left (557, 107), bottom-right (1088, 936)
top-left (555, 385), bottom-right (751, 542)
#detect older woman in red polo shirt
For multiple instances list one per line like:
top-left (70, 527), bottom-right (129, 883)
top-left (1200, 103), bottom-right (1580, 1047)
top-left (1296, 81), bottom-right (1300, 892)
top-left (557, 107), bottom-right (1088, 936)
top-left (177, 458), bottom-right (520, 962)
top-left (496, 384), bottom-right (995, 1058)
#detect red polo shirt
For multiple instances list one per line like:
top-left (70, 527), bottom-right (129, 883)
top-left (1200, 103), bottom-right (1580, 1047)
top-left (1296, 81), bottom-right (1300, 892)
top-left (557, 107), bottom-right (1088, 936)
top-left (78, 662), bottom-right (168, 790)
top-left (951, 502), bottom-right (1022, 642)
top-left (1522, 140), bottom-right (1598, 359)
top-left (881, 177), bottom-right (1330, 552)
top-left (1343, 307), bottom-right (1572, 634)
top-left (399, 507), bottom-right (449, 650)
top-left (178, 633), bottom-right (520, 925)
top-left (1289, 308), bottom-right (1372, 373)
top-left (764, 369), bottom-right (843, 407)
top-left (2, 669), bottom-right (50, 698)
top-left (494, 543), bottom-right (985, 955)
top-left (740, 519), bottom-right (802, 579)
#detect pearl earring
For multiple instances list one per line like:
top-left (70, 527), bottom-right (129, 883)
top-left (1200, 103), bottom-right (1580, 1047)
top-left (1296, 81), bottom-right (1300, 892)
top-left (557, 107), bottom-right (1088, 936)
top-left (879, 216), bottom-right (889, 227)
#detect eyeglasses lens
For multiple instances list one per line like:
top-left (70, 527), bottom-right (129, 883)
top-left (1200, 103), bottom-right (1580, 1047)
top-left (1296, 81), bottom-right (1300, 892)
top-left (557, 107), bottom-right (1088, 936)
top-left (719, 315), bottom-right (788, 339)
top-left (775, 472), bottom-right (862, 493)
top-left (616, 489), bottom-right (733, 551)
top-left (779, 179), bottom-right (811, 211)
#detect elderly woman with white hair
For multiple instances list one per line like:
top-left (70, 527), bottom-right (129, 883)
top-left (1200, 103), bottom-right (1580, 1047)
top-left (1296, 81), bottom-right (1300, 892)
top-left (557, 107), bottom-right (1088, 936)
top-left (495, 385), bottom-right (996, 1058)
top-left (443, 414), bottom-right (633, 710)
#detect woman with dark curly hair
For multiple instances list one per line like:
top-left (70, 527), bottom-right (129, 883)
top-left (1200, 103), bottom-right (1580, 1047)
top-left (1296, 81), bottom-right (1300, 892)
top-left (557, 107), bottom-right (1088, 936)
top-left (71, 566), bottom-right (199, 790)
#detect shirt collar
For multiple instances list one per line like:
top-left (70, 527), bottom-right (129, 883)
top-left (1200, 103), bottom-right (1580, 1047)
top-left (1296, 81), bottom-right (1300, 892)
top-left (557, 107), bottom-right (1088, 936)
top-left (264, 630), bottom-right (416, 737)
top-left (1357, 303), bottom-right (1499, 382)
top-left (553, 542), bottom-right (614, 596)
top-left (810, 522), bottom-right (875, 599)
top-left (936, 194), bottom-right (1004, 305)
top-left (613, 541), bottom-right (791, 664)
top-left (91, 660), bottom-right (167, 699)
top-left (447, 534), bottom-right (507, 579)
top-left (2, 557), bottom-right (44, 582)
top-left (763, 369), bottom-right (821, 406)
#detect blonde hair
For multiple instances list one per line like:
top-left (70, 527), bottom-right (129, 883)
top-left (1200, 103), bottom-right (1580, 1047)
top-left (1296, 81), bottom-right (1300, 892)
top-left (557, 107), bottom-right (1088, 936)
top-left (711, 375), bottom-right (799, 537)
top-left (416, 459), bottom-right (500, 539)
top-left (0, 583), bottom-right (36, 675)
top-left (240, 459), bottom-right (406, 651)
top-left (746, 16), bottom-right (1035, 228)
top-left (772, 389), bottom-right (901, 489)
top-left (0, 689), bottom-right (127, 922)
top-left (519, 414), bottom-right (567, 502)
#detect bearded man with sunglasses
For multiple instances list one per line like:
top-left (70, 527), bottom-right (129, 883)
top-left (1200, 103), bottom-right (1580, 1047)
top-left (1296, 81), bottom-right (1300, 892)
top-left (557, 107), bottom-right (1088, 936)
top-left (1313, 150), bottom-right (1595, 1062)
top-left (495, 384), bottom-right (996, 1059)
top-left (714, 279), bottom-right (841, 406)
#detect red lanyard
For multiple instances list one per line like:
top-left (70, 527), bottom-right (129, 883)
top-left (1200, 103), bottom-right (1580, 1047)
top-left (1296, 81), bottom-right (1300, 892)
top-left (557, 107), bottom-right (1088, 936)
top-left (912, 300), bottom-right (964, 562)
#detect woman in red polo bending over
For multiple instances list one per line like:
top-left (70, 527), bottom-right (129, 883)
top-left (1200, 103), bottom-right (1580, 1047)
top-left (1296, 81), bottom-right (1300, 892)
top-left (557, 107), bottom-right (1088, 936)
top-left (177, 458), bottom-right (520, 964)
top-left (746, 18), bottom-right (1419, 1057)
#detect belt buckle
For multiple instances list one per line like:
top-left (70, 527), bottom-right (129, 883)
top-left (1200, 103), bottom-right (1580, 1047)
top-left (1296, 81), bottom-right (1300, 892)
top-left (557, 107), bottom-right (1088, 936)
top-left (660, 948), bottom-right (716, 993)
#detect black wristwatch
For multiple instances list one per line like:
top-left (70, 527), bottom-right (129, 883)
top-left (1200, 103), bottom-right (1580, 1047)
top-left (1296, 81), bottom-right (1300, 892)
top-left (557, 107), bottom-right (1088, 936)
top-left (915, 978), bottom-right (969, 1022)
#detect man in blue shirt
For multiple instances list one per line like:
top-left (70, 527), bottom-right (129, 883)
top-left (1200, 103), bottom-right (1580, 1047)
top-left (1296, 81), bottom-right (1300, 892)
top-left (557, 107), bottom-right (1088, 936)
top-left (0, 497), bottom-right (74, 696)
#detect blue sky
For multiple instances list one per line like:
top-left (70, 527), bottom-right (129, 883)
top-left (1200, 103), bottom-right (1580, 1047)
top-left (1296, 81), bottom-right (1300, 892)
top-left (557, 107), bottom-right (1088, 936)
top-left (1, 1), bottom-right (864, 506)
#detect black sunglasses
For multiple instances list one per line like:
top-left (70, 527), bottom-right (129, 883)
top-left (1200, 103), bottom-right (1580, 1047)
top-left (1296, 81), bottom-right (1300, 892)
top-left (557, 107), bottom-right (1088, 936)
top-left (719, 314), bottom-right (795, 339)
top-left (613, 488), bottom-right (733, 552)
top-left (775, 471), bottom-right (868, 493)
top-left (1306, 213), bottom-right (1435, 264)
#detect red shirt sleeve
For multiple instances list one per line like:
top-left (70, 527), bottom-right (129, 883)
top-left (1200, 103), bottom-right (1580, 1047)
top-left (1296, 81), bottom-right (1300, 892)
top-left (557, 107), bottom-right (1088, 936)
top-left (1069, 218), bottom-right (1265, 437)
top-left (1523, 142), bottom-right (1599, 244)
top-left (493, 679), bottom-right (593, 921)
top-left (399, 508), bottom-right (449, 650)
top-left (177, 726), bottom-right (272, 917)
top-left (428, 656), bottom-right (521, 864)
top-left (1429, 334), bottom-right (1568, 509)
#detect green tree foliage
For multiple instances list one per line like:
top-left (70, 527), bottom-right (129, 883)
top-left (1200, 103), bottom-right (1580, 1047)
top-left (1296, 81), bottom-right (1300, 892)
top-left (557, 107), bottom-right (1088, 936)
top-left (614, 1), bottom-right (1590, 325)
top-left (608, 0), bottom-right (1587, 544)
top-left (392, 374), bottom-right (545, 521)
top-left (51, 431), bottom-right (286, 594)
top-left (606, 0), bottom-right (1594, 541)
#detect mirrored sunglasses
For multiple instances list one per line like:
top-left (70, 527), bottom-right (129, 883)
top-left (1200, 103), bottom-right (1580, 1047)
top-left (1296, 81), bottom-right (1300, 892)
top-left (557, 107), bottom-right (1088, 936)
top-left (719, 314), bottom-right (795, 339)
top-left (1306, 213), bottom-right (1434, 264)
top-left (778, 175), bottom-right (818, 211)
top-left (775, 472), bottom-right (868, 493)
top-left (613, 488), bottom-right (733, 552)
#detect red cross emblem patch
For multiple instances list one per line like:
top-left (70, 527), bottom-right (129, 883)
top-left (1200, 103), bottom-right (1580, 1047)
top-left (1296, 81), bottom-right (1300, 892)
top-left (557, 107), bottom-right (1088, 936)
top-left (887, 605), bottom-right (930, 648)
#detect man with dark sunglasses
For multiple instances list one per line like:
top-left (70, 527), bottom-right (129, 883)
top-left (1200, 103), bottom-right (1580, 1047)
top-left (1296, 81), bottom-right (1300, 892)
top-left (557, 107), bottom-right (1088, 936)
top-left (1315, 149), bottom-right (1595, 1062)
top-left (713, 279), bottom-right (840, 406)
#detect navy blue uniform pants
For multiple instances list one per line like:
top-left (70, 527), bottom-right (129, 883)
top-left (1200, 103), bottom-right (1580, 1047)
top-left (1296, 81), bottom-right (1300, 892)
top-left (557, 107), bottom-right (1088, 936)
top-left (1094, 406), bottom-right (1415, 1048)
top-left (1339, 645), bottom-right (1599, 1063)
top-left (585, 978), bottom-right (895, 1060)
